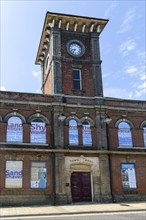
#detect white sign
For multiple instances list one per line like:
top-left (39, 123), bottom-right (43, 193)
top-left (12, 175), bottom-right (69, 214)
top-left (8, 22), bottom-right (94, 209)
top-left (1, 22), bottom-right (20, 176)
top-left (69, 120), bottom-right (78, 145)
top-left (121, 163), bottom-right (137, 189)
top-left (82, 124), bottom-right (92, 146)
top-left (128, 167), bottom-right (137, 188)
top-left (5, 161), bottom-right (23, 188)
top-left (118, 122), bottom-right (132, 147)
top-left (30, 121), bottom-right (46, 144)
top-left (65, 156), bottom-right (99, 170)
top-left (31, 162), bottom-right (47, 189)
top-left (7, 117), bottom-right (23, 142)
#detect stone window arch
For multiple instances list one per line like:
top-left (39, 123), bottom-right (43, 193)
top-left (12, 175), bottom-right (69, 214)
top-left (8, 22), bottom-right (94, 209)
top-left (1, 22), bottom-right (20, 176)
top-left (80, 116), bottom-right (94, 127)
top-left (4, 112), bottom-right (26, 124)
top-left (27, 113), bottom-right (49, 125)
top-left (115, 119), bottom-right (133, 147)
top-left (65, 116), bottom-right (80, 126)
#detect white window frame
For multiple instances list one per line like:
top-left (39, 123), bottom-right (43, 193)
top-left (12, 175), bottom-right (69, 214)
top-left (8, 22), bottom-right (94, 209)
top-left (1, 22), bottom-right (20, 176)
top-left (72, 69), bottom-right (82, 90)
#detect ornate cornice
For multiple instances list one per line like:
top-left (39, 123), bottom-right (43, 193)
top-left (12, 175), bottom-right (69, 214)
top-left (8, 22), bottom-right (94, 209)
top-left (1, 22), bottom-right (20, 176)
top-left (35, 12), bottom-right (109, 65)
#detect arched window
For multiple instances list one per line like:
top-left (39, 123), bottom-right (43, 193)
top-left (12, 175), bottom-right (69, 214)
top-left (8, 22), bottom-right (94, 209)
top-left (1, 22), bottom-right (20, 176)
top-left (82, 121), bottom-right (92, 146)
top-left (118, 122), bottom-right (133, 147)
top-left (7, 116), bottom-right (23, 142)
top-left (143, 125), bottom-right (146, 147)
top-left (30, 119), bottom-right (46, 144)
top-left (69, 119), bottom-right (78, 145)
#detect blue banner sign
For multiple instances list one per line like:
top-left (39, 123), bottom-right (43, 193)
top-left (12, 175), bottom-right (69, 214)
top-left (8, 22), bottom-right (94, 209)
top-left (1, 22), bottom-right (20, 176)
top-left (7, 117), bottom-right (23, 142)
top-left (69, 119), bottom-right (79, 145)
top-left (30, 121), bottom-right (46, 143)
top-left (121, 163), bottom-right (137, 189)
top-left (118, 122), bottom-right (132, 147)
top-left (82, 123), bottom-right (92, 146)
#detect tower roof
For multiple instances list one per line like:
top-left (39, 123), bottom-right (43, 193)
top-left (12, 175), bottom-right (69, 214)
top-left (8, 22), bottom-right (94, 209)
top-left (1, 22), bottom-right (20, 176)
top-left (35, 12), bottom-right (109, 65)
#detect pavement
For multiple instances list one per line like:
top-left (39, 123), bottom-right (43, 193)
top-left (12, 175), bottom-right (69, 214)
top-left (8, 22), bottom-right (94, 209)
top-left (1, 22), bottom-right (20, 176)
top-left (0, 202), bottom-right (146, 218)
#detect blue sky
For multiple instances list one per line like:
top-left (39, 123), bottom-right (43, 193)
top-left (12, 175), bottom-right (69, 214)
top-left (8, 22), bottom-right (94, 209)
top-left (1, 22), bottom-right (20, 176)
top-left (1, 0), bottom-right (146, 100)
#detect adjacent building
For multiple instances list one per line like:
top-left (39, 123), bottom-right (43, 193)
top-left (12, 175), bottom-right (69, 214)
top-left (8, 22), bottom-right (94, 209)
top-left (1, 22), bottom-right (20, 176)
top-left (0, 12), bottom-right (146, 206)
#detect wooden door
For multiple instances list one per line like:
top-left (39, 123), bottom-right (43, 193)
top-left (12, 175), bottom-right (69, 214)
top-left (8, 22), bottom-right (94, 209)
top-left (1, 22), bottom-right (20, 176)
top-left (71, 172), bottom-right (92, 202)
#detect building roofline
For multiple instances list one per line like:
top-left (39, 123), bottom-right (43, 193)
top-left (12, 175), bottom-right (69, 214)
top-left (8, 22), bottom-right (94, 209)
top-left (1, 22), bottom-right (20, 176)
top-left (45, 11), bottom-right (109, 22)
top-left (35, 11), bottom-right (109, 65)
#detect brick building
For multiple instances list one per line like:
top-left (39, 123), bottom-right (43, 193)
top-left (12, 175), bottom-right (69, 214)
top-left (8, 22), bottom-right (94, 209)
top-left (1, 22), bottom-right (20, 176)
top-left (0, 12), bottom-right (146, 206)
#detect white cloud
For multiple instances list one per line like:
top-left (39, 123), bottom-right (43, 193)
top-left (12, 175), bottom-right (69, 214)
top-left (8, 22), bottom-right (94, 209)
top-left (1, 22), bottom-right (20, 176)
top-left (123, 61), bottom-right (145, 99)
top-left (124, 62), bottom-right (145, 78)
top-left (138, 81), bottom-right (146, 90)
top-left (104, 79), bottom-right (146, 100)
top-left (32, 70), bottom-right (41, 78)
top-left (136, 81), bottom-right (146, 97)
top-left (129, 74), bottom-right (146, 99)
top-left (102, 73), bottom-right (111, 78)
top-left (117, 9), bottom-right (136, 34)
top-left (104, 1), bottom-right (117, 17)
top-left (137, 51), bottom-right (146, 59)
top-left (140, 75), bottom-right (146, 81)
top-left (119, 39), bottom-right (136, 56)
top-left (134, 87), bottom-right (146, 98)
top-left (136, 51), bottom-right (146, 66)
top-left (125, 65), bottom-right (137, 75)
top-left (0, 86), bottom-right (6, 91)
top-left (104, 87), bottom-right (131, 99)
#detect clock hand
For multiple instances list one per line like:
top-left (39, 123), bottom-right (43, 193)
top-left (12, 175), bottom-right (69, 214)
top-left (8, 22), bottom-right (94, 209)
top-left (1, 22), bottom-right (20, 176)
top-left (71, 49), bottom-right (76, 53)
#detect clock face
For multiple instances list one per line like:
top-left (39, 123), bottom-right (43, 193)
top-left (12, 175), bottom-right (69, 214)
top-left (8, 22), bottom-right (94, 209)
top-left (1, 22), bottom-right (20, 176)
top-left (69, 42), bottom-right (82, 56)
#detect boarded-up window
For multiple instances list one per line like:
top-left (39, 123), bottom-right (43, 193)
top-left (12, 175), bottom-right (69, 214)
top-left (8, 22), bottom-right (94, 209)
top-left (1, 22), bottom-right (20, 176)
top-left (69, 119), bottom-right (79, 145)
top-left (30, 119), bottom-right (46, 144)
top-left (82, 121), bottom-right (92, 146)
top-left (7, 116), bottom-right (23, 142)
top-left (118, 122), bottom-right (132, 147)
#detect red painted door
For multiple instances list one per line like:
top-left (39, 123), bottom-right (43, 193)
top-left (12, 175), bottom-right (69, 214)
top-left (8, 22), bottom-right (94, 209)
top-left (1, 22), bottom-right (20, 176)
top-left (71, 172), bottom-right (92, 202)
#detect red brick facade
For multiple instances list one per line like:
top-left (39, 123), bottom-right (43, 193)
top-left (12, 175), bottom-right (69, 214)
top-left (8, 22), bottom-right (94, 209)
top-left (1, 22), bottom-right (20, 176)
top-left (0, 91), bottom-right (146, 205)
top-left (0, 12), bottom-right (145, 206)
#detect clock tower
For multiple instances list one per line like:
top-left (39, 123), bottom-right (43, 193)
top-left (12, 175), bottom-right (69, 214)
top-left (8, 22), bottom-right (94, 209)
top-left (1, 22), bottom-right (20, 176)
top-left (35, 12), bottom-right (108, 97)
